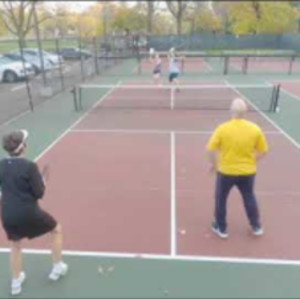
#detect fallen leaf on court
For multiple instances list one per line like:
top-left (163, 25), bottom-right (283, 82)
top-left (107, 266), bottom-right (115, 273)
top-left (135, 254), bottom-right (144, 259)
top-left (179, 229), bottom-right (186, 235)
top-left (98, 266), bottom-right (104, 274)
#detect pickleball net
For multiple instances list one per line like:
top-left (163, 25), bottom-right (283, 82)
top-left (73, 83), bottom-right (280, 113)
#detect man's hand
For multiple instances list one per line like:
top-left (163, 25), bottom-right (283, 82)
top-left (209, 164), bottom-right (217, 175)
top-left (207, 150), bottom-right (218, 175)
top-left (256, 152), bottom-right (267, 161)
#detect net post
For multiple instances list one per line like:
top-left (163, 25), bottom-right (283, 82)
top-left (137, 53), bottom-right (142, 75)
top-left (288, 55), bottom-right (294, 75)
top-left (243, 56), bottom-right (248, 75)
top-left (274, 84), bottom-right (281, 112)
top-left (270, 84), bottom-right (280, 113)
top-left (269, 85), bottom-right (276, 112)
top-left (181, 57), bottom-right (185, 74)
top-left (223, 55), bottom-right (229, 75)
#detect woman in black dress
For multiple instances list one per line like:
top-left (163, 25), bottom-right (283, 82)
top-left (0, 130), bottom-right (68, 296)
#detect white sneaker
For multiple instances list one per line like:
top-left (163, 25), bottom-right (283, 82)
top-left (49, 262), bottom-right (68, 281)
top-left (252, 227), bottom-right (264, 236)
top-left (211, 221), bottom-right (228, 239)
top-left (11, 272), bottom-right (26, 296)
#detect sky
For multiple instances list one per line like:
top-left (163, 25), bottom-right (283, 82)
top-left (45, 1), bottom-right (212, 13)
top-left (45, 1), bottom-right (170, 12)
top-left (45, 1), bottom-right (96, 12)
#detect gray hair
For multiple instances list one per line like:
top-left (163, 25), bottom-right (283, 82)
top-left (2, 130), bottom-right (28, 156)
top-left (230, 98), bottom-right (248, 117)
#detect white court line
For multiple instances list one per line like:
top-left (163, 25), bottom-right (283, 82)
top-left (11, 84), bottom-right (26, 92)
top-left (170, 132), bottom-right (176, 257)
top-left (79, 84), bottom-right (270, 89)
top-left (0, 110), bottom-right (31, 128)
top-left (0, 248), bottom-right (299, 266)
top-left (70, 128), bottom-right (281, 135)
top-left (223, 79), bottom-right (300, 149)
top-left (201, 59), bottom-right (213, 71)
top-left (275, 85), bottom-right (300, 102)
top-left (34, 81), bottom-right (122, 161)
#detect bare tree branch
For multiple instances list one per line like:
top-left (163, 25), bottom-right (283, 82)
top-left (166, 1), bottom-right (189, 34)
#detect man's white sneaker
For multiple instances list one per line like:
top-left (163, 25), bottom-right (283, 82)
top-left (49, 262), bottom-right (68, 281)
top-left (211, 222), bottom-right (228, 239)
top-left (11, 272), bottom-right (26, 296)
top-left (252, 226), bottom-right (264, 236)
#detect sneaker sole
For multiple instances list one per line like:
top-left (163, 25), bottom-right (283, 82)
top-left (11, 273), bottom-right (26, 296)
top-left (211, 226), bottom-right (228, 239)
top-left (252, 231), bottom-right (264, 236)
top-left (49, 265), bottom-right (68, 281)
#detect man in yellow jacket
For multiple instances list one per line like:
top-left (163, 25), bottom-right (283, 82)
top-left (206, 98), bottom-right (269, 239)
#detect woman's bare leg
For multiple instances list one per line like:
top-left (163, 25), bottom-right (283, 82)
top-left (51, 224), bottom-right (63, 263)
top-left (10, 241), bottom-right (22, 279)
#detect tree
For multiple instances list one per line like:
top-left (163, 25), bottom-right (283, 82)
top-left (228, 2), bottom-right (298, 35)
top-left (39, 3), bottom-right (71, 38)
top-left (165, 1), bottom-right (190, 34)
top-left (0, 1), bottom-right (35, 45)
top-left (0, 13), bottom-right (8, 37)
top-left (185, 2), bottom-right (222, 33)
top-left (111, 3), bottom-right (146, 34)
top-left (209, 2), bottom-right (231, 34)
top-left (0, 2), bottom-right (57, 45)
top-left (146, 1), bottom-right (160, 34)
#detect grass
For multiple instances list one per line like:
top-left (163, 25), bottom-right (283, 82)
top-left (0, 39), bottom-right (79, 54)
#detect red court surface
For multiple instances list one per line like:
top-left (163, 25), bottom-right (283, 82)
top-left (1, 83), bottom-right (300, 264)
top-left (230, 58), bottom-right (300, 73)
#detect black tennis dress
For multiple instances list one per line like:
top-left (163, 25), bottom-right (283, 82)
top-left (0, 157), bottom-right (57, 241)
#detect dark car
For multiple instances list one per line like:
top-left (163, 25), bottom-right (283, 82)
top-left (59, 48), bottom-right (92, 60)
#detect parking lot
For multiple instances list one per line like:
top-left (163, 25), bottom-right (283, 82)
top-left (0, 60), bottom-right (87, 125)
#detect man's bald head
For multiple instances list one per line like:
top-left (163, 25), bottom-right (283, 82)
top-left (230, 98), bottom-right (248, 118)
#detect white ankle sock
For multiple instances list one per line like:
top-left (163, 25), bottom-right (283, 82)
top-left (53, 262), bottom-right (63, 271)
top-left (12, 273), bottom-right (22, 285)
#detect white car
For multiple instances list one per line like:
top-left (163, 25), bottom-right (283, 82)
top-left (22, 48), bottom-right (64, 68)
top-left (0, 56), bottom-right (34, 83)
top-left (5, 51), bottom-right (55, 75)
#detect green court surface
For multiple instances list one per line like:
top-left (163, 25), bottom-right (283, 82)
top-left (1, 252), bottom-right (300, 298)
top-left (1, 58), bottom-right (300, 298)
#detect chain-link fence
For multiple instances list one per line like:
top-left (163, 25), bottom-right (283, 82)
top-left (0, 34), bottom-right (138, 126)
top-left (2, 33), bottom-right (300, 126)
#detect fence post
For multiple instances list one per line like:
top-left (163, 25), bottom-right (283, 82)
top-left (78, 34), bottom-right (85, 81)
top-left (93, 36), bottom-right (100, 75)
top-left (55, 38), bottom-right (65, 90)
top-left (33, 3), bottom-right (47, 87)
top-left (18, 37), bottom-right (34, 111)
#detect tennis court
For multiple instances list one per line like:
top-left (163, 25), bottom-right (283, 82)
top-left (1, 70), bottom-right (300, 297)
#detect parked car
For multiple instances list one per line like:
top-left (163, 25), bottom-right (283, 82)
top-left (59, 47), bottom-right (92, 60)
top-left (0, 55), bottom-right (34, 83)
top-left (22, 48), bottom-right (64, 67)
top-left (4, 51), bottom-right (55, 75)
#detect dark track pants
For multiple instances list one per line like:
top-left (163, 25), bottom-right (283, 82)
top-left (214, 172), bottom-right (261, 232)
